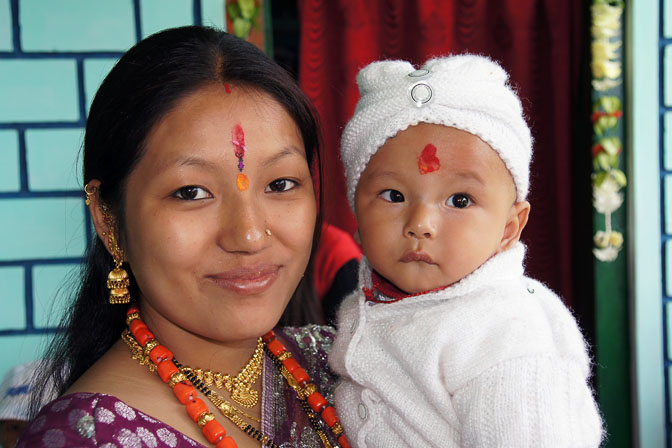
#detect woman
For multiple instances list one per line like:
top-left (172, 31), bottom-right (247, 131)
top-left (19, 26), bottom-right (348, 448)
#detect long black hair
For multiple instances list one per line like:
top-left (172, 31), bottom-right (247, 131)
top-left (31, 26), bottom-right (323, 415)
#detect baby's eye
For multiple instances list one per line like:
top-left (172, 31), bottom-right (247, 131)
top-left (379, 189), bottom-right (405, 203)
top-left (173, 186), bottom-right (212, 200)
top-left (446, 193), bottom-right (472, 208)
top-left (265, 178), bottom-right (298, 193)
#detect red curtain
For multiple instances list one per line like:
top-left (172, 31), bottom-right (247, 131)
top-left (299, 0), bottom-right (584, 304)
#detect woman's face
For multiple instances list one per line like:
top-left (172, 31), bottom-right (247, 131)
top-left (121, 84), bottom-right (316, 342)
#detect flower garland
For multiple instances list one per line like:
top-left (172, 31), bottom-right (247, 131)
top-left (590, 0), bottom-right (625, 262)
top-left (227, 0), bottom-right (261, 39)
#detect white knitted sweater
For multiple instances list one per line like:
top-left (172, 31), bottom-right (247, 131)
top-left (330, 244), bottom-right (603, 448)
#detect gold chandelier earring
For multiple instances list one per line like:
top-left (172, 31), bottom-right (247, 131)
top-left (101, 205), bottom-right (131, 304)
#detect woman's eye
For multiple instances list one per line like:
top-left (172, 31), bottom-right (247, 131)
top-left (379, 189), bottom-right (405, 203)
top-left (446, 193), bottom-right (472, 209)
top-left (265, 178), bottom-right (298, 193)
top-left (173, 186), bottom-right (211, 200)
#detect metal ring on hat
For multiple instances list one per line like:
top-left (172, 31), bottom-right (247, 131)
top-left (408, 81), bottom-right (434, 108)
top-left (407, 69), bottom-right (432, 79)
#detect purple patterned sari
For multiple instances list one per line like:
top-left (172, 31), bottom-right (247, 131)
top-left (17, 326), bottom-right (338, 448)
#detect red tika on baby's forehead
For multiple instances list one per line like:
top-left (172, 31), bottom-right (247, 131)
top-left (418, 143), bottom-right (441, 175)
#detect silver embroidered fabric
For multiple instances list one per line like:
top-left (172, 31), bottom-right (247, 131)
top-left (265, 325), bottom-right (339, 447)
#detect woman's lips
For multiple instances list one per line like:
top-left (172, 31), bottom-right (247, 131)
top-left (208, 264), bottom-right (280, 295)
top-left (400, 251), bottom-right (436, 264)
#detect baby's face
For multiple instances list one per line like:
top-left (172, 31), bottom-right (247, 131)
top-left (354, 123), bottom-right (524, 294)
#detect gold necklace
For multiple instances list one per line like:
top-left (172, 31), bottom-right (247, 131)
top-left (123, 303), bottom-right (349, 448)
top-left (179, 337), bottom-right (264, 408)
top-left (121, 330), bottom-right (261, 422)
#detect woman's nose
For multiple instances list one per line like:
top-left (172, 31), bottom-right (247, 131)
top-left (218, 194), bottom-right (268, 253)
top-left (403, 203), bottom-right (437, 240)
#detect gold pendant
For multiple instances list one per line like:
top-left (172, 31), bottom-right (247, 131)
top-left (231, 387), bottom-right (259, 408)
top-left (178, 337), bottom-right (264, 408)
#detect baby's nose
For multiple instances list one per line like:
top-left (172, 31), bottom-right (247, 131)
top-left (403, 204), bottom-right (437, 239)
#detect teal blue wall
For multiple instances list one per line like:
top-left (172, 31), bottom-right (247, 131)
top-left (630, 0), bottom-right (666, 446)
top-left (0, 0), bottom-right (226, 383)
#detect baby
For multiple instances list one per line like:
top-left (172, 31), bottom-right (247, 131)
top-left (329, 55), bottom-right (603, 448)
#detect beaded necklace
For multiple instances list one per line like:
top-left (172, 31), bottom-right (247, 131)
top-left (176, 338), bottom-right (263, 408)
top-left (122, 330), bottom-right (261, 424)
top-left (123, 304), bottom-right (350, 448)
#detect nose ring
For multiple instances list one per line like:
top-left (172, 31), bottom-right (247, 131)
top-left (265, 229), bottom-right (272, 237)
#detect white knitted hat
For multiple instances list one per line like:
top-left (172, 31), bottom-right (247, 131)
top-left (341, 54), bottom-right (532, 211)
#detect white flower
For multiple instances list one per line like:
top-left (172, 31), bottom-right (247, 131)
top-left (594, 231), bottom-right (610, 249)
top-left (609, 231), bottom-right (624, 248)
top-left (593, 182), bottom-right (623, 214)
top-left (592, 78), bottom-right (622, 91)
top-left (593, 230), bottom-right (624, 249)
top-left (592, 39), bottom-right (621, 60)
top-left (593, 246), bottom-right (620, 262)
top-left (598, 176), bottom-right (621, 193)
top-left (592, 59), bottom-right (622, 79)
top-left (591, 3), bottom-right (623, 39)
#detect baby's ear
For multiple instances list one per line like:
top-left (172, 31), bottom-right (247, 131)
top-left (497, 201), bottom-right (530, 253)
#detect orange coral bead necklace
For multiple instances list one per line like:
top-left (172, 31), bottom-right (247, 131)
top-left (124, 304), bottom-right (350, 448)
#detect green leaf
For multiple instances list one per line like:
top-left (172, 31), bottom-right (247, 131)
top-left (604, 116), bottom-right (618, 129)
top-left (250, 3), bottom-right (260, 29)
top-left (611, 169), bottom-right (627, 186)
top-left (594, 121), bottom-right (604, 136)
top-left (227, 2), bottom-right (241, 19)
top-left (597, 116), bottom-right (616, 134)
top-left (600, 137), bottom-right (621, 155)
top-left (239, 0), bottom-right (256, 19)
top-left (607, 153), bottom-right (620, 168)
top-left (233, 17), bottom-right (252, 38)
top-left (593, 171), bottom-right (608, 187)
top-left (252, 4), bottom-right (261, 20)
top-left (600, 96), bottom-right (621, 113)
top-left (593, 157), bottom-right (602, 172)
top-left (597, 152), bottom-right (611, 171)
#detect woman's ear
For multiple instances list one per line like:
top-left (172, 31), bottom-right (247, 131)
top-left (497, 201), bottom-right (531, 254)
top-left (85, 180), bottom-right (115, 256)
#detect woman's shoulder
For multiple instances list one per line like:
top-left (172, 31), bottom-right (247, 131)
top-left (275, 325), bottom-right (336, 368)
top-left (276, 324), bottom-right (336, 348)
top-left (18, 392), bottom-right (204, 447)
top-left (275, 325), bottom-right (338, 392)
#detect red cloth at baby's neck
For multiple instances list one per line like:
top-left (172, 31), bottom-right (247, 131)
top-left (364, 270), bottom-right (450, 303)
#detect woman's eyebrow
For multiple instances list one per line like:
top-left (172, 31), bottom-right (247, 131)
top-left (157, 147), bottom-right (306, 173)
top-left (260, 145), bottom-right (306, 168)
top-left (156, 155), bottom-right (218, 174)
top-left (176, 156), bottom-right (218, 169)
top-left (151, 155), bottom-right (218, 175)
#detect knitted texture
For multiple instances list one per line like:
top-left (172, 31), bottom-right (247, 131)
top-left (329, 243), bottom-right (603, 448)
top-left (341, 54), bottom-right (533, 211)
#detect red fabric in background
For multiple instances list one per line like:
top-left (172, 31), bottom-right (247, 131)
top-left (314, 223), bottom-right (362, 299)
top-left (299, 0), bottom-right (583, 305)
